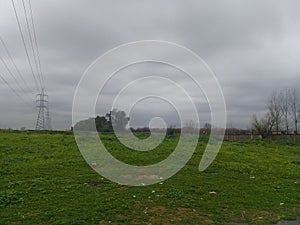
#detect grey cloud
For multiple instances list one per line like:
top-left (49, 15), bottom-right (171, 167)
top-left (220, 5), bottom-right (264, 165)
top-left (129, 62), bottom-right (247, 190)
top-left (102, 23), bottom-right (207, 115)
top-left (0, 0), bottom-right (299, 129)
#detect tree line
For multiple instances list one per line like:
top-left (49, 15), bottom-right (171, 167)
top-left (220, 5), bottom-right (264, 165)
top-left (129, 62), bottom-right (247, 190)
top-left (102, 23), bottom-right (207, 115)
top-left (252, 88), bottom-right (300, 138)
top-left (73, 109), bottom-right (129, 132)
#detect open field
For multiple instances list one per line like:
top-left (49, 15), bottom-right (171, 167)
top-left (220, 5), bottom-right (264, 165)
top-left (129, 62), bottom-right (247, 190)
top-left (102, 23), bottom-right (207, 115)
top-left (0, 131), bottom-right (299, 225)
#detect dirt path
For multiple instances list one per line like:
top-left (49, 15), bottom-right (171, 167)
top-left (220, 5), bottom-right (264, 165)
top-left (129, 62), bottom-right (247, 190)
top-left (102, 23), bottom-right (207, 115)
top-left (231, 217), bottom-right (300, 225)
top-left (276, 217), bottom-right (300, 225)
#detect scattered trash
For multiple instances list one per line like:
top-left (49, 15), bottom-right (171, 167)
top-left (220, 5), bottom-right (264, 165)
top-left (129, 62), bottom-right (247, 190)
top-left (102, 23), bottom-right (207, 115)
top-left (152, 190), bottom-right (155, 193)
top-left (209, 191), bottom-right (217, 195)
top-left (91, 162), bottom-right (97, 167)
top-left (280, 203), bottom-right (284, 206)
top-left (250, 176), bottom-right (255, 179)
top-left (133, 195), bottom-right (136, 198)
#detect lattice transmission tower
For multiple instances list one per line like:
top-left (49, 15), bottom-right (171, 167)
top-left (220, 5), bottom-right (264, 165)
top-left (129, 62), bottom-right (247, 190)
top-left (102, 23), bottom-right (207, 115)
top-left (35, 89), bottom-right (52, 130)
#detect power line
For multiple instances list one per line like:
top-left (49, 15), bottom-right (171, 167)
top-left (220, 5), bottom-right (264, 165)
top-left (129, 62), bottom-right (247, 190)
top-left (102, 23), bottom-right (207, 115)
top-left (21, 0), bottom-right (43, 90)
top-left (0, 72), bottom-right (32, 107)
top-left (11, 0), bottom-right (40, 92)
top-left (28, 0), bottom-right (45, 90)
top-left (9, 0), bottom-right (51, 129)
top-left (0, 35), bottom-right (35, 93)
top-left (0, 54), bottom-right (33, 97)
top-left (28, 0), bottom-right (52, 130)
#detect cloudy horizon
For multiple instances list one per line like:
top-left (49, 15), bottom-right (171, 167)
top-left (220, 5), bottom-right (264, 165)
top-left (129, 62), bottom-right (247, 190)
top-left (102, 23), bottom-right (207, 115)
top-left (0, 0), bottom-right (299, 130)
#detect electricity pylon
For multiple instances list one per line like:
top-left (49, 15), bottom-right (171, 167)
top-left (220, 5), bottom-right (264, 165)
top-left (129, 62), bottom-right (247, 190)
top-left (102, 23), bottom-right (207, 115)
top-left (35, 89), bottom-right (52, 130)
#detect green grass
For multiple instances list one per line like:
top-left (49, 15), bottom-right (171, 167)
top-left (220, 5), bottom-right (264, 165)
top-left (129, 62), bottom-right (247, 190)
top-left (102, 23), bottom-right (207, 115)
top-left (0, 130), bottom-right (299, 225)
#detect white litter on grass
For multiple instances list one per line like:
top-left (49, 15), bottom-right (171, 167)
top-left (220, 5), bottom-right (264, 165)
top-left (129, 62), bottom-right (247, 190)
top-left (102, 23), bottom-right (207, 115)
top-left (209, 191), bottom-right (217, 195)
top-left (152, 190), bottom-right (155, 193)
top-left (91, 162), bottom-right (97, 167)
top-left (280, 203), bottom-right (284, 206)
top-left (250, 176), bottom-right (255, 179)
top-left (133, 195), bottom-right (136, 198)
top-left (159, 182), bottom-right (164, 185)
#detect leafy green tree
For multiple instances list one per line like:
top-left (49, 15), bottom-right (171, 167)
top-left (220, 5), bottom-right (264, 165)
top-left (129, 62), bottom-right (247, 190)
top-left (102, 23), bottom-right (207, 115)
top-left (109, 109), bottom-right (129, 132)
top-left (74, 109), bottom-right (129, 132)
top-left (73, 117), bottom-right (96, 131)
top-left (95, 116), bottom-right (111, 132)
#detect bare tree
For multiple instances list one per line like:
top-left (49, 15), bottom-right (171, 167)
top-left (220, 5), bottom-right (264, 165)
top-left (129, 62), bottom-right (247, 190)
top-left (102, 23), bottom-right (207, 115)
top-left (280, 88), bottom-right (291, 134)
top-left (298, 109), bottom-right (300, 130)
top-left (268, 90), bottom-right (283, 134)
top-left (252, 113), bottom-right (275, 139)
top-left (290, 88), bottom-right (299, 134)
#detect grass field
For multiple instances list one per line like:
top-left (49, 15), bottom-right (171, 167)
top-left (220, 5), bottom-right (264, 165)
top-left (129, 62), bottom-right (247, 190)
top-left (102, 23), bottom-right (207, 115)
top-left (0, 130), bottom-right (299, 225)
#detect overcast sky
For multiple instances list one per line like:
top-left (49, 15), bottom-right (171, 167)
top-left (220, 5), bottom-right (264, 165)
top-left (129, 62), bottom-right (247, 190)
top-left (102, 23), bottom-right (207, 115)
top-left (0, 0), bottom-right (299, 130)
